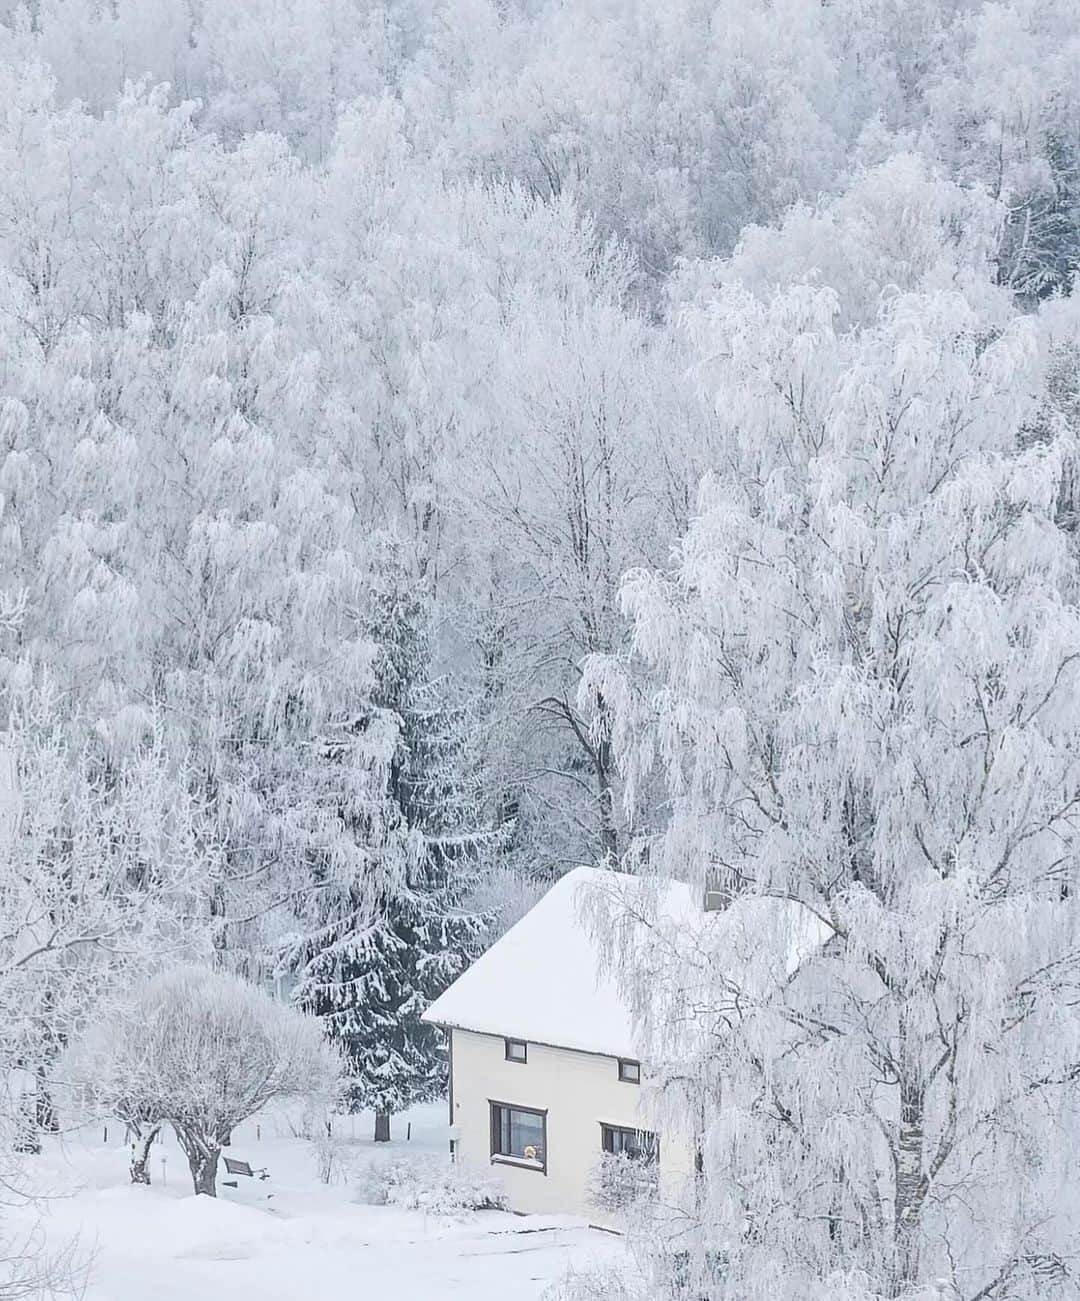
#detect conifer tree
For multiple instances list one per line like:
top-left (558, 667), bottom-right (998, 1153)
top-left (291, 547), bottom-right (491, 1140)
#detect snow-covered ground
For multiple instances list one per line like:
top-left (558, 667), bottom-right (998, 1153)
top-left (15, 1103), bottom-right (623, 1300)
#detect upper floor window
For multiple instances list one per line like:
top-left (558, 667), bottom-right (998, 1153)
top-left (505, 1038), bottom-right (528, 1063)
top-left (618, 1058), bottom-right (640, 1084)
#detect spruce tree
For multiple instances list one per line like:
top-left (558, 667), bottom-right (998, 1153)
top-left (291, 549), bottom-right (491, 1140)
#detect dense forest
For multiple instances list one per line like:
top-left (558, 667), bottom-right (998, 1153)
top-left (2, 1), bottom-right (1080, 1298)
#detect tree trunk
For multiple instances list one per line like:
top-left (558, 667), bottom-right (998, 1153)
top-left (177, 1130), bottom-right (221, 1196)
top-left (594, 694), bottom-right (619, 863)
top-left (35, 1065), bottom-right (58, 1133)
top-left (893, 1073), bottom-right (926, 1294)
top-left (129, 1125), bottom-right (160, 1185)
top-left (209, 869), bottom-right (228, 967)
top-left (374, 1110), bottom-right (391, 1143)
top-left (13, 1097), bottom-right (41, 1154)
top-left (596, 759), bottom-right (618, 862)
top-left (190, 1146), bottom-right (220, 1196)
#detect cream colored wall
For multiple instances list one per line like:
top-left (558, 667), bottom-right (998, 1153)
top-left (449, 1027), bottom-right (693, 1224)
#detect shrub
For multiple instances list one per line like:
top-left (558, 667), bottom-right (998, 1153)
top-left (587, 1151), bottom-right (659, 1214)
top-left (544, 1265), bottom-right (652, 1301)
top-left (354, 1154), bottom-right (508, 1215)
top-left (311, 1133), bottom-right (359, 1186)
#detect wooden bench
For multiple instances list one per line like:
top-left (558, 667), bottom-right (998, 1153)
top-left (222, 1156), bottom-right (269, 1185)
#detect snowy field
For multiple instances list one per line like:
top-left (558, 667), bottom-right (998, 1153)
top-left (16, 1103), bottom-right (623, 1301)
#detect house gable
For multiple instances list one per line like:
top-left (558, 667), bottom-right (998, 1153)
top-left (422, 865), bottom-right (699, 1059)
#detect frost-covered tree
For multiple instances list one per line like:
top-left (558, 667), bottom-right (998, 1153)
top-left (418, 0), bottom-right (850, 289)
top-left (0, 680), bottom-right (209, 1144)
top-left (926, 0), bottom-right (1080, 300)
top-left (461, 266), bottom-right (708, 869)
top-left (591, 246), bottom-right (1080, 1296)
top-left (290, 547), bottom-right (489, 1141)
top-left (68, 966), bottom-right (339, 1195)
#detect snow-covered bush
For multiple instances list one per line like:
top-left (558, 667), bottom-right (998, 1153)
top-left (545, 1264), bottom-right (653, 1301)
top-left (311, 1133), bottom-right (360, 1187)
top-left (66, 966), bottom-right (340, 1195)
top-left (586, 1151), bottom-right (659, 1215)
top-left (547, 1242), bottom-right (727, 1301)
top-left (353, 1155), bottom-right (507, 1215)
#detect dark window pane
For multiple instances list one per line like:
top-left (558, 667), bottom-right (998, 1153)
top-left (509, 1109), bottom-right (544, 1158)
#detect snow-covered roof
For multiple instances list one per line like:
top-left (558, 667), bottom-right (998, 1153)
top-left (422, 865), bottom-right (828, 1061)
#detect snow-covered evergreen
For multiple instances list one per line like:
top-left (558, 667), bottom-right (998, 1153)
top-left (289, 549), bottom-right (490, 1137)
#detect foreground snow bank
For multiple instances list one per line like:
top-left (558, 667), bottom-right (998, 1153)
top-left (15, 1103), bottom-right (623, 1300)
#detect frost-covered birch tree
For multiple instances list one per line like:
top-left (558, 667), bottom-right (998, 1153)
top-left (591, 218), bottom-right (1080, 1298)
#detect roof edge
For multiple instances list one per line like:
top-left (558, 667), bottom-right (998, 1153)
top-left (424, 1018), bottom-right (637, 1064)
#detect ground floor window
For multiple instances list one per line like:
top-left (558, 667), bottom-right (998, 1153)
top-left (591, 1124), bottom-right (661, 1212)
top-left (600, 1124), bottom-right (659, 1163)
top-left (490, 1101), bottom-right (546, 1170)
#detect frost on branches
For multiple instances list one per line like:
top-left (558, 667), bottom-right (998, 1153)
top-left (0, 683), bottom-right (208, 1142)
top-left (288, 550), bottom-right (491, 1140)
top-left (67, 966), bottom-right (339, 1196)
top-left (590, 222), bottom-right (1080, 1297)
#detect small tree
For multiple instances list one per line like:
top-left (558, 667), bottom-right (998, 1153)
top-left (68, 967), bottom-right (340, 1196)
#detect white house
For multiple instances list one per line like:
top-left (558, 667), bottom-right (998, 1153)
top-left (423, 865), bottom-right (828, 1226)
top-left (419, 867), bottom-right (701, 1223)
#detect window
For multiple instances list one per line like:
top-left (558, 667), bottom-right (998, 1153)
top-left (618, 1058), bottom-right (640, 1084)
top-left (601, 1124), bottom-right (659, 1164)
top-left (703, 872), bottom-right (730, 912)
top-left (504, 1038), bottom-right (527, 1063)
top-left (490, 1102), bottom-right (546, 1170)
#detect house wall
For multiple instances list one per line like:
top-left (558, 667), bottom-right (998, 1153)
top-left (449, 1027), bottom-right (694, 1225)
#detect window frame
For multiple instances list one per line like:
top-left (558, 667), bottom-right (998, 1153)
top-left (504, 1037), bottom-right (528, 1064)
top-left (489, 1099), bottom-right (547, 1174)
top-left (617, 1057), bottom-right (641, 1084)
top-left (600, 1123), bottom-right (660, 1165)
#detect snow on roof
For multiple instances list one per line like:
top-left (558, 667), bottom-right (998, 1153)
top-left (422, 865), bottom-right (829, 1061)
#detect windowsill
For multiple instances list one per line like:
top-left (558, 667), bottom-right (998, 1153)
top-left (491, 1154), bottom-right (545, 1173)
